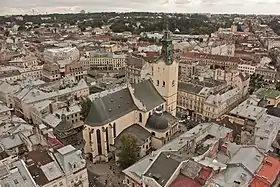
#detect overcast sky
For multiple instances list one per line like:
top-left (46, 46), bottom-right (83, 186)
top-left (0, 0), bottom-right (280, 15)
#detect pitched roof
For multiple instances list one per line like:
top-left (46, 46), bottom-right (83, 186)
top-left (144, 152), bottom-right (181, 186)
top-left (86, 80), bottom-right (164, 126)
top-left (113, 124), bottom-right (151, 148)
top-left (86, 88), bottom-right (137, 126)
top-left (250, 156), bottom-right (280, 187)
top-left (131, 79), bottom-right (165, 111)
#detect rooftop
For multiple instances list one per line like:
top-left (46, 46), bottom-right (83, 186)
top-left (254, 88), bottom-right (280, 100)
top-left (250, 156), bottom-right (280, 187)
top-left (0, 159), bottom-right (37, 187)
top-left (229, 99), bottom-right (267, 121)
top-left (123, 122), bottom-right (232, 184)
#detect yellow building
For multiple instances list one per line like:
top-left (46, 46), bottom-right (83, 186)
top-left (83, 30), bottom-right (180, 163)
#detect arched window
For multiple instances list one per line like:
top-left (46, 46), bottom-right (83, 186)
top-left (105, 127), bottom-right (110, 152)
top-left (113, 123), bottom-right (116, 138)
top-left (139, 113), bottom-right (142, 123)
top-left (96, 129), bottom-right (102, 155)
top-left (163, 81), bottom-right (166, 87)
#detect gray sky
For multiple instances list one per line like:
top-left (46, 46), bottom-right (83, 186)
top-left (0, 0), bottom-right (280, 15)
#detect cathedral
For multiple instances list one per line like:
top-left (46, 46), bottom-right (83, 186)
top-left (83, 30), bottom-right (179, 163)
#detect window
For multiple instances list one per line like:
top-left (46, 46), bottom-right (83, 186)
top-left (156, 80), bottom-right (159, 86)
top-left (59, 182), bottom-right (63, 186)
top-left (139, 113), bottom-right (142, 123)
top-left (172, 80), bottom-right (175, 87)
top-left (96, 129), bottom-right (102, 155)
top-left (163, 81), bottom-right (166, 87)
top-left (113, 123), bottom-right (116, 137)
top-left (260, 137), bottom-right (264, 140)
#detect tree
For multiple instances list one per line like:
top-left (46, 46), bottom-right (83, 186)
top-left (276, 82), bottom-right (280, 91)
top-left (80, 98), bottom-right (92, 120)
top-left (117, 134), bottom-right (140, 169)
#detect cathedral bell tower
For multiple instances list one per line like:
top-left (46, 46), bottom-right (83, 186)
top-left (152, 29), bottom-right (178, 116)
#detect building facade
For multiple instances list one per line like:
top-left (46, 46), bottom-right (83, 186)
top-left (83, 31), bottom-right (180, 163)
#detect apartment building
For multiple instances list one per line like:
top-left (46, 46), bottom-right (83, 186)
top-left (12, 79), bottom-right (89, 123)
top-left (123, 122), bottom-right (233, 187)
top-left (42, 63), bottom-right (61, 82)
top-left (228, 97), bottom-right (280, 152)
top-left (177, 79), bottom-right (227, 118)
top-left (64, 62), bottom-right (86, 81)
top-left (125, 54), bottom-right (153, 84)
top-left (8, 56), bottom-right (38, 68)
top-left (238, 64), bottom-right (256, 74)
top-left (203, 87), bottom-right (243, 119)
top-left (25, 145), bottom-right (88, 187)
top-left (180, 51), bottom-right (250, 70)
top-left (81, 51), bottom-right (126, 71)
top-left (0, 156), bottom-right (37, 187)
top-left (43, 47), bottom-right (80, 64)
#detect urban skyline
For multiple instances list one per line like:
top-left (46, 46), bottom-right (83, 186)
top-left (1, 0), bottom-right (280, 15)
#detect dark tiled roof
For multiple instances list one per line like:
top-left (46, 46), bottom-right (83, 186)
top-left (146, 111), bottom-right (177, 131)
top-left (131, 79), bottom-right (165, 111)
top-left (266, 106), bottom-right (280, 118)
top-left (86, 88), bottom-right (137, 126)
top-left (146, 112), bottom-right (169, 131)
top-left (178, 82), bottom-right (204, 94)
top-left (144, 152), bottom-right (181, 186)
top-left (86, 80), bottom-right (165, 126)
top-left (26, 150), bottom-right (54, 186)
top-left (114, 124), bottom-right (151, 148)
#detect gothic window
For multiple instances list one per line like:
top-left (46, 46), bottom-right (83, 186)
top-left (163, 81), bottom-right (166, 87)
top-left (113, 123), bottom-right (116, 137)
top-left (139, 113), bottom-right (142, 123)
top-left (96, 129), bottom-right (102, 155)
top-left (105, 127), bottom-right (110, 152)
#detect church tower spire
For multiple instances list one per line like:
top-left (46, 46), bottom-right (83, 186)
top-left (151, 29), bottom-right (178, 116)
top-left (161, 29), bottom-right (174, 65)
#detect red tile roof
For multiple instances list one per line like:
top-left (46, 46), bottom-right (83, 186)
top-left (171, 167), bottom-right (212, 187)
top-left (250, 156), bottom-right (280, 187)
top-left (171, 174), bottom-right (202, 187)
top-left (181, 52), bottom-right (248, 63)
top-left (47, 136), bottom-right (64, 149)
top-left (199, 167), bottom-right (212, 181)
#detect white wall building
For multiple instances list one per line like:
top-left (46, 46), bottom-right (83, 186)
top-left (81, 51), bottom-right (126, 71)
top-left (43, 47), bottom-right (80, 64)
top-left (237, 64), bottom-right (256, 75)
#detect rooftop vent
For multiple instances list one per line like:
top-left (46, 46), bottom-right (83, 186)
top-left (118, 105), bottom-right (120, 108)
top-left (255, 155), bottom-right (261, 161)
top-left (240, 173), bottom-right (247, 181)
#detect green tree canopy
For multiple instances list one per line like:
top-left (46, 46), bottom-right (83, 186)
top-left (117, 134), bottom-right (140, 169)
top-left (80, 98), bottom-right (92, 120)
